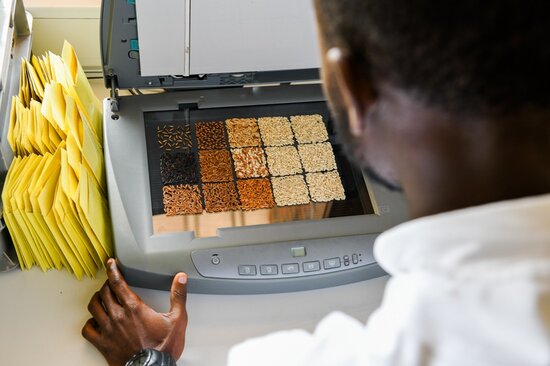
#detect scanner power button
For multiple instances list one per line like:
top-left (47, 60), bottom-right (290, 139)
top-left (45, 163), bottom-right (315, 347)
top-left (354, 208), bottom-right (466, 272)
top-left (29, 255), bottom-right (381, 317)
top-left (211, 255), bottom-right (221, 265)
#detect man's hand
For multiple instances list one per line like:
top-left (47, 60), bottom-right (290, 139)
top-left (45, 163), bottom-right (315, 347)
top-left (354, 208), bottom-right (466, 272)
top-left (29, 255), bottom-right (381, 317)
top-left (82, 258), bottom-right (188, 366)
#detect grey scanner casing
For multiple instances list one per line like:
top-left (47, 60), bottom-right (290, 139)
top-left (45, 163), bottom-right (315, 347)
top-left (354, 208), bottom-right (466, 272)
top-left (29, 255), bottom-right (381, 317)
top-left (101, 0), bottom-right (409, 294)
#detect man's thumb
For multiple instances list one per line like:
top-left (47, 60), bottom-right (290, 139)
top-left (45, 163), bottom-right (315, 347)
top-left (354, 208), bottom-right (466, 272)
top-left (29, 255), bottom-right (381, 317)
top-left (169, 273), bottom-right (188, 318)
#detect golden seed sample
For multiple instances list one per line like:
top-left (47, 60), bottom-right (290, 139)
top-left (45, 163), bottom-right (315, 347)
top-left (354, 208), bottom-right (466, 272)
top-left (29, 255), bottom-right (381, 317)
top-left (258, 117), bottom-right (294, 146)
top-left (231, 147), bottom-right (268, 179)
top-left (163, 184), bottom-right (203, 215)
top-left (265, 146), bottom-right (303, 176)
top-left (237, 178), bottom-right (275, 211)
top-left (290, 114), bottom-right (329, 144)
top-left (203, 182), bottom-right (240, 213)
top-left (298, 142), bottom-right (337, 173)
top-left (271, 175), bottom-right (310, 206)
top-left (196, 121), bottom-right (227, 149)
top-left (157, 124), bottom-right (192, 151)
top-left (226, 118), bottom-right (261, 147)
top-left (306, 171), bottom-right (346, 202)
top-left (199, 150), bottom-right (233, 182)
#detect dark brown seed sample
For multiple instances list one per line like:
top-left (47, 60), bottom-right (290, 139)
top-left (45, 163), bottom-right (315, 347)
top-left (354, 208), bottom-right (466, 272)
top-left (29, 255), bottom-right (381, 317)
top-left (160, 151), bottom-right (198, 184)
top-left (196, 121), bottom-right (227, 149)
top-left (163, 184), bottom-right (203, 215)
top-left (226, 118), bottom-right (261, 147)
top-left (202, 182), bottom-right (240, 213)
top-left (199, 150), bottom-right (233, 182)
top-left (157, 124), bottom-right (192, 151)
top-left (231, 147), bottom-right (268, 179)
top-left (237, 178), bottom-right (275, 211)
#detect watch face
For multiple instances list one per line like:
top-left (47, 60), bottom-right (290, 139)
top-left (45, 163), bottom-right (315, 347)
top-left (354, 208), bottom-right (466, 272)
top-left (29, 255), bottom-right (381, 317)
top-left (136, 353), bottom-right (149, 366)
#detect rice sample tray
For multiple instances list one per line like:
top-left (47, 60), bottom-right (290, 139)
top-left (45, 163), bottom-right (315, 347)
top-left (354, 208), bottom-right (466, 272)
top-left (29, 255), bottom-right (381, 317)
top-left (144, 102), bottom-right (373, 237)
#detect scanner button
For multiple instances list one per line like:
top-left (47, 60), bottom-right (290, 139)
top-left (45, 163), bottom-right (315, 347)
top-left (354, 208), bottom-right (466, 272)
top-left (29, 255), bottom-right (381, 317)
top-left (260, 265), bottom-right (278, 276)
top-left (303, 261), bottom-right (321, 272)
top-left (323, 257), bottom-right (341, 269)
top-left (282, 263), bottom-right (300, 274)
top-left (238, 265), bottom-right (257, 276)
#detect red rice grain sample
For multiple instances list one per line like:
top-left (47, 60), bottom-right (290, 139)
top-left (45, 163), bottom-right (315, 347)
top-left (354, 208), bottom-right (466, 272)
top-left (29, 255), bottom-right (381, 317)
top-left (297, 142), bottom-right (337, 173)
top-left (290, 114), bottom-right (329, 144)
top-left (265, 146), bottom-right (303, 176)
top-left (306, 170), bottom-right (346, 202)
top-left (225, 118), bottom-right (261, 147)
top-left (231, 147), bottom-right (268, 178)
top-left (199, 149), bottom-right (233, 182)
top-left (237, 178), bottom-right (275, 211)
top-left (271, 175), bottom-right (310, 206)
top-left (258, 117), bottom-right (294, 146)
top-left (157, 124), bottom-right (193, 151)
top-left (202, 182), bottom-right (240, 213)
top-left (163, 184), bottom-right (203, 215)
top-left (196, 121), bottom-right (227, 149)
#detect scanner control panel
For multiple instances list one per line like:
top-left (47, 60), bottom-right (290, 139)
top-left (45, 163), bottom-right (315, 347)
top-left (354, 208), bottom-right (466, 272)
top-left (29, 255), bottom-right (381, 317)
top-left (191, 234), bottom-right (378, 280)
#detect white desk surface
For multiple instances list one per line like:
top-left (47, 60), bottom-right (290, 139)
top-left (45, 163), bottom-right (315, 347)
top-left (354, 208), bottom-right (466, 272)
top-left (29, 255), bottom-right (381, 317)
top-left (0, 267), bottom-right (388, 365)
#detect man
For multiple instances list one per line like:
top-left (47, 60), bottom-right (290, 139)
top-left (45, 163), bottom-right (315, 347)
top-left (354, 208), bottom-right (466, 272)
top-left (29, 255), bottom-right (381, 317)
top-left (83, 0), bottom-right (550, 365)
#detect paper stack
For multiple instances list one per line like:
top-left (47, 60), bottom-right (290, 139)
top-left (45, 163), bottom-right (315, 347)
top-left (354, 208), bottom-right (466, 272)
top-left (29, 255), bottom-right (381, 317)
top-left (2, 41), bottom-right (113, 279)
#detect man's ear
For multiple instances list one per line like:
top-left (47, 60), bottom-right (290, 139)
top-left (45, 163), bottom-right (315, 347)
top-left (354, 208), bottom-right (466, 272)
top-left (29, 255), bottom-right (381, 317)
top-left (326, 47), bottom-right (375, 137)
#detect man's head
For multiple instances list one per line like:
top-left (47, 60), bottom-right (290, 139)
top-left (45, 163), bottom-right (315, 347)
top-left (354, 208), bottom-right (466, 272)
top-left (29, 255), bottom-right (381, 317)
top-left (313, 0), bottom-right (550, 216)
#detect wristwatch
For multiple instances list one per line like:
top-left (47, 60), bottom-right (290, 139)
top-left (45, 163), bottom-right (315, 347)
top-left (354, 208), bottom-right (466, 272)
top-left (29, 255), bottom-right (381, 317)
top-left (125, 349), bottom-right (177, 366)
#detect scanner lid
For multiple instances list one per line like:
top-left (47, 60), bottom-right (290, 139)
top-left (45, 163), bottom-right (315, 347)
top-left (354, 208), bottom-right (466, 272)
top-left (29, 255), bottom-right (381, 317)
top-left (101, 0), bottom-right (322, 91)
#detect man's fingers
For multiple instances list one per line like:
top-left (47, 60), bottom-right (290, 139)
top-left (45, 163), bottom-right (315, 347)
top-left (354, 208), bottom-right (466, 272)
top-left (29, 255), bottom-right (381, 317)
top-left (169, 273), bottom-right (188, 319)
top-left (88, 291), bottom-right (109, 326)
top-left (100, 280), bottom-right (122, 317)
top-left (105, 258), bottom-right (139, 307)
top-left (82, 318), bottom-right (101, 345)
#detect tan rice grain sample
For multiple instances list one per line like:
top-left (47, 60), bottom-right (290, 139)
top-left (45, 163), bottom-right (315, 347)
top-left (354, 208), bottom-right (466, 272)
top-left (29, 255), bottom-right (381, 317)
top-left (290, 114), bottom-right (329, 144)
top-left (199, 150), bottom-right (233, 182)
top-left (258, 117), bottom-right (294, 146)
top-left (306, 171), bottom-right (346, 202)
top-left (163, 184), bottom-right (203, 215)
top-left (237, 178), bottom-right (275, 211)
top-left (265, 146), bottom-right (303, 176)
top-left (226, 118), bottom-right (261, 147)
top-left (202, 182), bottom-right (240, 213)
top-left (231, 147), bottom-right (268, 178)
top-left (271, 175), bottom-right (310, 206)
top-left (298, 142), bottom-right (337, 173)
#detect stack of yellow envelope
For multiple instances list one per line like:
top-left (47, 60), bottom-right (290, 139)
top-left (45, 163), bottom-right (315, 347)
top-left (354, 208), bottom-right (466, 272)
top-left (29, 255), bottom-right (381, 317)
top-left (2, 41), bottom-right (113, 279)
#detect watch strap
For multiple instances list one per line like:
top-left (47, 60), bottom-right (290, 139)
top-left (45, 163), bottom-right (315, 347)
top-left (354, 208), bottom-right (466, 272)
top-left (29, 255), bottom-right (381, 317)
top-left (125, 349), bottom-right (177, 366)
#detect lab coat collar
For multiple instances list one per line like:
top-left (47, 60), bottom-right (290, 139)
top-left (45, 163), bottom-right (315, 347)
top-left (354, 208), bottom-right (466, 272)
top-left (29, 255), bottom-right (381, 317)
top-left (374, 194), bottom-right (550, 276)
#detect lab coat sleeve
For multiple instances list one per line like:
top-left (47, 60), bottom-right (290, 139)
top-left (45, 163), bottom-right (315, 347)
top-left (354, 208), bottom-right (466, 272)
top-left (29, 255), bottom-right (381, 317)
top-left (227, 311), bottom-right (368, 366)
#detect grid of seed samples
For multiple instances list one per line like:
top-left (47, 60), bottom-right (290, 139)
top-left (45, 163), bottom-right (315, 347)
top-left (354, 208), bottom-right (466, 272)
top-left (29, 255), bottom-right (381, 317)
top-left (154, 114), bottom-right (346, 216)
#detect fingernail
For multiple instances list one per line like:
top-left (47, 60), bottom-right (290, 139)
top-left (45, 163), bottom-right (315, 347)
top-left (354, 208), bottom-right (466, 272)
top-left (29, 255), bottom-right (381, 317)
top-left (177, 274), bottom-right (187, 284)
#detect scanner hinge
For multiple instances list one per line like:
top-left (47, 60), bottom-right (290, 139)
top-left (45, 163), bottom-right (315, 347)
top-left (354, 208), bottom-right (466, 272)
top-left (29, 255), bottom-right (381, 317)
top-left (108, 71), bottom-right (119, 113)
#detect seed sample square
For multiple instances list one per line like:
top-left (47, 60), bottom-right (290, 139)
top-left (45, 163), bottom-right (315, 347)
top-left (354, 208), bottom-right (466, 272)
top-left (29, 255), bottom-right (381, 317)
top-left (160, 151), bottom-right (198, 185)
top-left (231, 147), bottom-right (268, 179)
top-left (237, 178), bottom-right (275, 211)
top-left (298, 142), bottom-right (337, 173)
top-left (199, 149), bottom-right (233, 182)
top-left (290, 114), bottom-right (329, 144)
top-left (306, 171), bottom-right (346, 202)
top-left (271, 175), bottom-right (310, 206)
top-left (226, 118), bottom-right (261, 147)
top-left (265, 146), bottom-right (303, 176)
top-left (203, 182), bottom-right (240, 213)
top-left (157, 124), bottom-right (192, 151)
top-left (163, 184), bottom-right (203, 215)
top-left (258, 117), bottom-right (294, 146)
top-left (196, 121), bottom-right (227, 149)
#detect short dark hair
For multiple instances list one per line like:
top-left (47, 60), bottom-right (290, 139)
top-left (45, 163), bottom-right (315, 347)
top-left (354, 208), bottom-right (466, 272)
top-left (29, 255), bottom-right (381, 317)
top-left (315, 0), bottom-right (550, 116)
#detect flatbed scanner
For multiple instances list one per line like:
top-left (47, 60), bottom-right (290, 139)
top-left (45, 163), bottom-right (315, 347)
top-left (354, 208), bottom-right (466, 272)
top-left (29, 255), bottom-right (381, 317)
top-left (101, 0), bottom-right (409, 294)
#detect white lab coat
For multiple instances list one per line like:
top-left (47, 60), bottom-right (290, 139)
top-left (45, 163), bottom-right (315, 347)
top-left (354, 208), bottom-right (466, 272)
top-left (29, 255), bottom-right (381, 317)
top-left (228, 194), bottom-right (550, 366)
